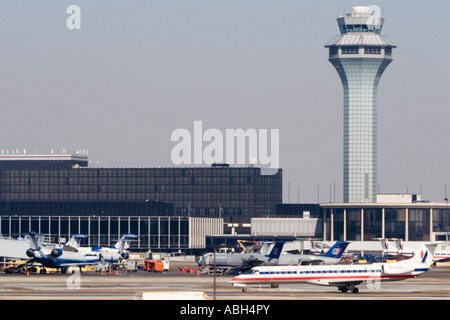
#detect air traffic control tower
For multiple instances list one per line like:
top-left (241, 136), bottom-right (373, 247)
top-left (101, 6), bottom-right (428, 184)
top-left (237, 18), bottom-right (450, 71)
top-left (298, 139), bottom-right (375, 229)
top-left (325, 6), bottom-right (396, 203)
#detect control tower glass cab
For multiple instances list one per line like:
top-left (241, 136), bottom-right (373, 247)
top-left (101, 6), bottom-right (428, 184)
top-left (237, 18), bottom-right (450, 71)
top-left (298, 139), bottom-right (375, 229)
top-left (325, 6), bottom-right (396, 203)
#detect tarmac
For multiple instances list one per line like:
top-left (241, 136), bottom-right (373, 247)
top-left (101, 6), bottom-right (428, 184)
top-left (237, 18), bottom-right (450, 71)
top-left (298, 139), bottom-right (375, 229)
top-left (0, 261), bottom-right (450, 300)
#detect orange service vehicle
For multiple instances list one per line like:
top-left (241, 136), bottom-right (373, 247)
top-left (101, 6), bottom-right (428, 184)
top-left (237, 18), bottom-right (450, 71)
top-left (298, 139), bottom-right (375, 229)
top-left (144, 260), bottom-right (164, 272)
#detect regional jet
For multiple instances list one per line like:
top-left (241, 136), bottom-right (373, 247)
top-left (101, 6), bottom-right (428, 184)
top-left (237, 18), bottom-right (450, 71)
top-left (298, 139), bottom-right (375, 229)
top-left (67, 233), bottom-right (138, 266)
top-left (380, 238), bottom-right (450, 262)
top-left (198, 241), bottom-right (349, 274)
top-left (25, 231), bottom-right (101, 274)
top-left (230, 242), bottom-right (440, 293)
top-left (197, 241), bottom-right (285, 274)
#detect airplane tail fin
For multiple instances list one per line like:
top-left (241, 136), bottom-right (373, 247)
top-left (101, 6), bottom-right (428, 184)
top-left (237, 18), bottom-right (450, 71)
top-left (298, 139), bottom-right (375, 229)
top-left (28, 231), bottom-right (41, 251)
top-left (116, 234), bottom-right (138, 253)
top-left (66, 234), bottom-right (87, 248)
top-left (27, 231), bottom-right (46, 258)
top-left (379, 238), bottom-right (399, 255)
top-left (406, 242), bottom-right (440, 269)
top-left (379, 238), bottom-right (389, 251)
top-left (393, 239), bottom-right (403, 250)
top-left (265, 241), bottom-right (284, 260)
top-left (258, 241), bottom-right (274, 255)
top-left (322, 241), bottom-right (349, 258)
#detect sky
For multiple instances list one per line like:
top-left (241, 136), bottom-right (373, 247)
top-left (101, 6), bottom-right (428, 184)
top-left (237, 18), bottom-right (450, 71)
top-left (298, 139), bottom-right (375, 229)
top-left (0, 1), bottom-right (449, 203)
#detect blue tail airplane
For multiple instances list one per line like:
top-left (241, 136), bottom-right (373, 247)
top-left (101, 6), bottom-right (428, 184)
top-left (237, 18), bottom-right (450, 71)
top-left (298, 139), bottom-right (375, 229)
top-left (198, 241), bottom-right (350, 274)
top-left (25, 231), bottom-right (101, 274)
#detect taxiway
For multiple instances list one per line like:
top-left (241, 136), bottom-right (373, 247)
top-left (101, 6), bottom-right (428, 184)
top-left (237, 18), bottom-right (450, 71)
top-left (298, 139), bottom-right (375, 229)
top-left (0, 263), bottom-right (449, 300)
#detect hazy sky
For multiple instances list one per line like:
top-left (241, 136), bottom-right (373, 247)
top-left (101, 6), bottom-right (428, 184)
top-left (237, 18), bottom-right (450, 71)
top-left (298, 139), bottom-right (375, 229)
top-left (0, 1), bottom-right (449, 203)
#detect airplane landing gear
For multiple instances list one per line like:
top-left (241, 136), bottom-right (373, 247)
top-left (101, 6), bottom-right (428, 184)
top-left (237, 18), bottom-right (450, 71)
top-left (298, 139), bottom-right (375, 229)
top-left (338, 285), bottom-right (359, 293)
top-left (338, 286), bottom-right (347, 293)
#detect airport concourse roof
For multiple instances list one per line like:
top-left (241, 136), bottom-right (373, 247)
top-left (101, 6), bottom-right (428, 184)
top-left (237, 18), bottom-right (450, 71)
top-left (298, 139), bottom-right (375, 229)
top-left (325, 33), bottom-right (396, 47)
top-left (321, 202), bottom-right (450, 209)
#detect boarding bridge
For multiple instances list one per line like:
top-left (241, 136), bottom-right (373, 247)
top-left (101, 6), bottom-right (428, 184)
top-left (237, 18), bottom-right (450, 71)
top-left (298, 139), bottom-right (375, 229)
top-left (0, 236), bottom-right (31, 260)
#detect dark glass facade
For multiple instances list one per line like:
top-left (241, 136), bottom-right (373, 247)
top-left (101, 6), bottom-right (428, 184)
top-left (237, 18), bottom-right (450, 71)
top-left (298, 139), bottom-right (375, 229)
top-left (275, 204), bottom-right (321, 218)
top-left (363, 208), bottom-right (382, 240)
top-left (0, 215), bottom-right (190, 250)
top-left (0, 159), bottom-right (279, 252)
top-left (384, 208), bottom-right (406, 239)
top-left (0, 166), bottom-right (282, 223)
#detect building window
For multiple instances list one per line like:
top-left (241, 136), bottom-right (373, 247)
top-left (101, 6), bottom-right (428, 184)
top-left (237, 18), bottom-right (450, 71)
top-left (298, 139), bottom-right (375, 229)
top-left (364, 46), bottom-right (382, 55)
top-left (341, 46), bottom-right (359, 54)
top-left (329, 47), bottom-right (338, 57)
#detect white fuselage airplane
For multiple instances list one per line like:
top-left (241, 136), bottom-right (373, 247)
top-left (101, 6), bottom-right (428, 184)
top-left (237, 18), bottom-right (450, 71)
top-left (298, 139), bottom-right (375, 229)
top-left (68, 234), bottom-right (137, 264)
top-left (198, 241), bottom-right (349, 274)
top-left (381, 238), bottom-right (450, 262)
top-left (25, 231), bottom-right (101, 273)
top-left (230, 242), bottom-right (439, 293)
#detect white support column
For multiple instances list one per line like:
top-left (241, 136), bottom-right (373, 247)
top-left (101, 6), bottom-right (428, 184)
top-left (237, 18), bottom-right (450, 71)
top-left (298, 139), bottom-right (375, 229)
top-left (405, 208), bottom-right (409, 241)
top-left (343, 209), bottom-right (347, 241)
top-left (330, 209), bottom-right (334, 241)
top-left (361, 208), bottom-right (364, 241)
top-left (430, 208), bottom-right (433, 241)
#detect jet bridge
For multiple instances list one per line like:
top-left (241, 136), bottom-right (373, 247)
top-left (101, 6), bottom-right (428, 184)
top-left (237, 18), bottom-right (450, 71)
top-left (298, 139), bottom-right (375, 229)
top-left (0, 236), bottom-right (31, 260)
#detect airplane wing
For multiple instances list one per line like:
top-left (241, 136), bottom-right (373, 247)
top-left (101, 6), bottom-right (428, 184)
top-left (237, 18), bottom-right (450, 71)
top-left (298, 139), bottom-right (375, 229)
top-left (297, 254), bottom-right (327, 265)
top-left (244, 255), bottom-right (265, 267)
top-left (325, 280), bottom-right (365, 288)
top-left (299, 259), bottom-right (325, 265)
top-left (245, 241), bottom-right (285, 267)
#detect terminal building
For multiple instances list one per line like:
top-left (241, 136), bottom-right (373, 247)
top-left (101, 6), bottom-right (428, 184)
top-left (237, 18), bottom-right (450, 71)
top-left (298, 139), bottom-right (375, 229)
top-left (322, 194), bottom-right (450, 242)
top-left (0, 152), bottom-right (449, 254)
top-left (0, 152), bottom-right (281, 253)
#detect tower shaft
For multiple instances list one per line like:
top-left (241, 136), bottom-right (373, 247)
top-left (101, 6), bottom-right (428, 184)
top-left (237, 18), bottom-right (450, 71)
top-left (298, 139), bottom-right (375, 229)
top-left (325, 6), bottom-right (395, 203)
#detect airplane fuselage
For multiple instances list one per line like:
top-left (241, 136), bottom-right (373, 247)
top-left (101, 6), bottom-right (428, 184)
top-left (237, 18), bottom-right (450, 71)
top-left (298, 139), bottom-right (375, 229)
top-left (32, 252), bottom-right (100, 269)
top-left (230, 263), bottom-right (426, 287)
top-left (199, 253), bottom-right (340, 269)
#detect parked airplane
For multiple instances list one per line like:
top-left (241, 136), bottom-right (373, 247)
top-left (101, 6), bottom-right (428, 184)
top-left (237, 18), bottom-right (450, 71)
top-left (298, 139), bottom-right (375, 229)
top-left (198, 241), bottom-right (349, 273)
top-left (67, 233), bottom-right (138, 264)
top-left (380, 238), bottom-right (450, 262)
top-left (25, 231), bottom-right (101, 274)
top-left (229, 242), bottom-right (440, 293)
top-left (294, 241), bottom-right (350, 265)
top-left (379, 238), bottom-right (402, 257)
top-left (197, 241), bottom-right (285, 273)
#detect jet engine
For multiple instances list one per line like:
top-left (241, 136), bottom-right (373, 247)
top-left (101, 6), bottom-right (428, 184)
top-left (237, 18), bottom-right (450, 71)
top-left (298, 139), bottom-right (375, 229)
top-left (121, 252), bottom-right (129, 260)
top-left (51, 248), bottom-right (63, 257)
top-left (245, 255), bottom-right (258, 265)
top-left (26, 248), bottom-right (36, 258)
top-left (381, 263), bottom-right (414, 275)
top-left (100, 252), bottom-right (119, 263)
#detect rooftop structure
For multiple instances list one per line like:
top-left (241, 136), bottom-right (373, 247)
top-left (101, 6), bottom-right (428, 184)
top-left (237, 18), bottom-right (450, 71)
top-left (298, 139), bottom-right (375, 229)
top-left (0, 150), bottom-right (88, 169)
